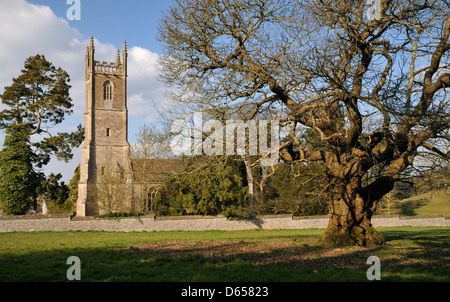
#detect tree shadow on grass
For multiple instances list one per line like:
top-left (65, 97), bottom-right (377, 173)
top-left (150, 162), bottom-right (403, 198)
top-left (382, 228), bottom-right (450, 247)
top-left (395, 198), bottom-right (431, 216)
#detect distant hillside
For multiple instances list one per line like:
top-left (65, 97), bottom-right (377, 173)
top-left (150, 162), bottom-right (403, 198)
top-left (378, 189), bottom-right (450, 218)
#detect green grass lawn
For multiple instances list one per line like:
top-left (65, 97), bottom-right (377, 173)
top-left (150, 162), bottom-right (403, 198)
top-left (0, 227), bottom-right (448, 282)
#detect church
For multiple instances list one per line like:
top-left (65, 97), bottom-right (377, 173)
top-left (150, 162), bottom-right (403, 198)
top-left (76, 37), bottom-right (186, 217)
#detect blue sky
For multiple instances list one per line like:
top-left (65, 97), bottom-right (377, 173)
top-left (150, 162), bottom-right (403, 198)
top-left (0, 0), bottom-right (175, 182)
top-left (27, 0), bottom-right (171, 53)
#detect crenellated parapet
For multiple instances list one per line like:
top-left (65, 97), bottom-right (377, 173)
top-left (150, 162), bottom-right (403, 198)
top-left (85, 36), bottom-right (127, 79)
top-left (94, 61), bottom-right (124, 75)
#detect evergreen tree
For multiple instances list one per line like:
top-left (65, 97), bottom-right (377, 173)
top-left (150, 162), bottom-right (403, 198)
top-left (0, 54), bottom-right (83, 167)
top-left (0, 125), bottom-right (38, 215)
top-left (37, 173), bottom-right (70, 213)
top-left (0, 55), bottom-right (83, 215)
top-left (65, 165), bottom-right (80, 212)
top-left (260, 162), bottom-right (328, 216)
top-left (154, 156), bottom-right (249, 217)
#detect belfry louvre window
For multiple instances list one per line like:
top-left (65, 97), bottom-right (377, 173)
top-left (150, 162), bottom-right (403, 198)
top-left (104, 81), bottom-right (113, 100)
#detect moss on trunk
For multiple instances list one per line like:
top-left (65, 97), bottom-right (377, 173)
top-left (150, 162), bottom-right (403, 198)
top-left (319, 218), bottom-right (385, 247)
top-left (319, 184), bottom-right (386, 247)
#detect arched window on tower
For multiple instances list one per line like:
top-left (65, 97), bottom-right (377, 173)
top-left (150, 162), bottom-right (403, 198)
top-left (103, 80), bottom-right (113, 101)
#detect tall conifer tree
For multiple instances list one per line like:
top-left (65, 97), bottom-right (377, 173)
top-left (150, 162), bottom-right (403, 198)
top-left (0, 125), bottom-right (38, 215)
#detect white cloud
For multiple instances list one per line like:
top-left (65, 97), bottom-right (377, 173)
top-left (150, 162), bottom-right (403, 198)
top-left (128, 46), bottom-right (168, 123)
top-left (129, 46), bottom-right (160, 78)
top-left (0, 0), bottom-right (84, 115)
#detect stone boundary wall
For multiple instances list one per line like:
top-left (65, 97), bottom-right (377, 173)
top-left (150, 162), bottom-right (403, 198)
top-left (0, 214), bottom-right (448, 233)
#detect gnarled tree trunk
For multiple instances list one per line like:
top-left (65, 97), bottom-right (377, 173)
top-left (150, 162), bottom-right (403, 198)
top-left (319, 162), bottom-right (386, 247)
top-left (319, 189), bottom-right (385, 247)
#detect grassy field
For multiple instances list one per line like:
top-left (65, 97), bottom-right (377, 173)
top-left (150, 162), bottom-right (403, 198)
top-left (0, 227), bottom-right (448, 282)
top-left (379, 190), bottom-right (450, 217)
top-left (398, 193), bottom-right (450, 217)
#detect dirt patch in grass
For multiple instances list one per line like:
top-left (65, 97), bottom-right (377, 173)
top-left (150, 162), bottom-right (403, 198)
top-left (118, 236), bottom-right (448, 271)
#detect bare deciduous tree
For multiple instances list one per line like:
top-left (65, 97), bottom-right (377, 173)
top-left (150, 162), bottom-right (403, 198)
top-left (158, 0), bottom-right (450, 246)
top-left (130, 123), bottom-right (173, 212)
top-left (88, 165), bottom-right (130, 215)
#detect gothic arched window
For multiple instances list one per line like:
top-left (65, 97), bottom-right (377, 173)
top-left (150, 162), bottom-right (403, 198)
top-left (103, 80), bottom-right (113, 101)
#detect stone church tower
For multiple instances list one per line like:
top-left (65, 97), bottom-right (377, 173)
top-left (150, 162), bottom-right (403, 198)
top-left (76, 37), bottom-right (133, 216)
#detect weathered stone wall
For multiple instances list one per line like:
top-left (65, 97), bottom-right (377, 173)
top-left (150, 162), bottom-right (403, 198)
top-left (0, 214), bottom-right (448, 233)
